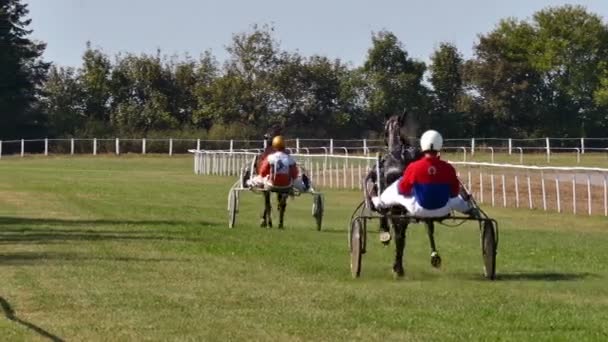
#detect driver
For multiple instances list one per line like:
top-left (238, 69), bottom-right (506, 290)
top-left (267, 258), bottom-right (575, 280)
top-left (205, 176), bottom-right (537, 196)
top-left (373, 130), bottom-right (479, 218)
top-left (250, 136), bottom-right (310, 191)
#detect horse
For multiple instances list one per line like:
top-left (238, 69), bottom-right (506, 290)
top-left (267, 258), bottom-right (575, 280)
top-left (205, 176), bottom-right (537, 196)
top-left (254, 134), bottom-right (290, 229)
top-left (365, 114), bottom-right (445, 277)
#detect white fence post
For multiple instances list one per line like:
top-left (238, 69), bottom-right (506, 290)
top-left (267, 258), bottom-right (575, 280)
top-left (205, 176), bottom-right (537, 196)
top-left (546, 138), bottom-right (551, 163)
top-left (44, 138), bottom-right (48, 156)
top-left (491, 174), bottom-right (495, 207)
top-left (0, 140), bottom-right (2, 159)
top-left (330, 139), bottom-right (334, 155)
top-left (229, 140), bottom-right (234, 153)
top-left (70, 138), bottom-right (75, 155)
top-left (471, 138), bottom-right (475, 156)
top-left (555, 177), bottom-right (561, 213)
top-left (604, 176), bottom-right (607, 217)
top-left (115, 138), bottom-right (120, 155)
top-left (572, 175), bottom-right (577, 215)
top-left (501, 174), bottom-right (506, 207)
top-left (142, 138), bottom-right (146, 155)
top-left (196, 139), bottom-right (201, 150)
top-left (93, 138), bottom-right (97, 155)
top-left (581, 137), bottom-right (585, 154)
top-left (541, 172), bottom-right (547, 211)
top-left (527, 175), bottom-right (533, 209)
top-left (479, 172), bottom-right (484, 203)
top-left (508, 138), bottom-right (512, 155)
top-left (21, 139), bottom-right (24, 157)
top-left (587, 176), bottom-right (592, 216)
top-left (514, 175), bottom-right (519, 208)
top-left (169, 138), bottom-right (173, 156)
top-left (296, 138), bottom-right (300, 154)
top-left (363, 139), bottom-right (368, 155)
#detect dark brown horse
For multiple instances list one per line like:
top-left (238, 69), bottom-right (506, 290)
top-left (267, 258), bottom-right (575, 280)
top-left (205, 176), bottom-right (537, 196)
top-left (365, 114), bottom-right (445, 277)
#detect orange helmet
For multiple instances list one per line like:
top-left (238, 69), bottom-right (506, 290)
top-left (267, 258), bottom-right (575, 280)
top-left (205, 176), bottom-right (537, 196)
top-left (272, 136), bottom-right (285, 151)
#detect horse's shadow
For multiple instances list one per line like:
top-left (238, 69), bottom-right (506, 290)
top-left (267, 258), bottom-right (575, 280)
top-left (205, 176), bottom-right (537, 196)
top-left (496, 272), bottom-right (598, 281)
top-left (0, 296), bottom-right (64, 341)
top-left (457, 272), bottom-right (598, 282)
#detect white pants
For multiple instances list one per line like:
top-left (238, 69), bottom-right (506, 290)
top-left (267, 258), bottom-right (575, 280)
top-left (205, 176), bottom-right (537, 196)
top-left (248, 175), bottom-right (308, 192)
top-left (372, 180), bottom-right (471, 217)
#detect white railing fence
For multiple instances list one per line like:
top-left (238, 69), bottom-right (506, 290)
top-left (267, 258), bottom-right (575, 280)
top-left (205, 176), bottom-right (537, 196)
top-left (191, 150), bottom-right (608, 217)
top-left (1, 137), bottom-right (608, 161)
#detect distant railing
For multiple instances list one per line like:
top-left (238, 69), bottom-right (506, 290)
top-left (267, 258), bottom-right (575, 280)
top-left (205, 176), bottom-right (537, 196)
top-left (1, 137), bottom-right (608, 159)
top-left (190, 150), bottom-right (608, 217)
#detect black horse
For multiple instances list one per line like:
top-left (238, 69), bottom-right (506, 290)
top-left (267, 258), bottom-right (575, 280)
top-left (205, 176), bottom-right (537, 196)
top-left (365, 114), bottom-right (444, 277)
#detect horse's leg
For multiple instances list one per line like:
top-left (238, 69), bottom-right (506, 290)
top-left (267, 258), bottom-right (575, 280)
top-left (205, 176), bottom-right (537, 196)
top-left (379, 216), bottom-right (391, 245)
top-left (260, 192), bottom-right (271, 228)
top-left (277, 193), bottom-right (287, 229)
top-left (426, 220), bottom-right (441, 268)
top-left (392, 218), bottom-right (407, 277)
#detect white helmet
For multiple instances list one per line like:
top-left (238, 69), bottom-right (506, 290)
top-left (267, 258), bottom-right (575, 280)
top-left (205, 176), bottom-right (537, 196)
top-left (420, 130), bottom-right (443, 152)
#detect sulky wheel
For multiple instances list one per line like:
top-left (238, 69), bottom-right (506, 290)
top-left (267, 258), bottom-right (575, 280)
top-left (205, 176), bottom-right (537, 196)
top-left (481, 220), bottom-right (497, 280)
top-left (312, 194), bottom-right (324, 231)
top-left (228, 189), bottom-right (237, 228)
top-left (350, 218), bottom-right (364, 278)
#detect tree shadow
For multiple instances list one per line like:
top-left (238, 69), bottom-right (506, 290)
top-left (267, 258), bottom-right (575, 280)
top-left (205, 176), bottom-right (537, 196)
top-left (0, 296), bottom-right (64, 342)
top-left (0, 216), bottom-right (214, 228)
top-left (0, 216), bottom-right (220, 245)
top-left (0, 251), bottom-right (190, 266)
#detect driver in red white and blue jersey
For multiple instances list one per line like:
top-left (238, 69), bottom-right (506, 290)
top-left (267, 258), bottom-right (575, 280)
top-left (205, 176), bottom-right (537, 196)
top-left (374, 130), bottom-right (478, 218)
top-left (397, 150), bottom-right (460, 211)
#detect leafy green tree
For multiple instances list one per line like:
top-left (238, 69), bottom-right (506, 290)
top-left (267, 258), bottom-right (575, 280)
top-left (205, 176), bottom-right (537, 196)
top-left (197, 25), bottom-right (279, 129)
top-left (41, 66), bottom-right (84, 136)
top-left (362, 31), bottom-right (430, 130)
top-left (429, 43), bottom-right (463, 114)
top-left (467, 5), bottom-right (608, 137)
top-left (110, 53), bottom-right (177, 133)
top-left (465, 19), bottom-right (546, 137)
top-left (79, 42), bottom-right (112, 123)
top-left (529, 5), bottom-right (608, 136)
top-left (0, 0), bottom-right (49, 138)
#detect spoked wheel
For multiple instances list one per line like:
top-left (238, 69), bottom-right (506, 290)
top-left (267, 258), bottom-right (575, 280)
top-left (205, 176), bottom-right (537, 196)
top-left (481, 220), bottom-right (497, 280)
top-left (228, 189), bottom-right (237, 228)
top-left (312, 194), bottom-right (324, 231)
top-left (350, 218), bottom-right (364, 278)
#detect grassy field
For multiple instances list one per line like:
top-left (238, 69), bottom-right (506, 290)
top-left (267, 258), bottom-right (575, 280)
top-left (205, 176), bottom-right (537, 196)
top-left (1, 156), bottom-right (607, 341)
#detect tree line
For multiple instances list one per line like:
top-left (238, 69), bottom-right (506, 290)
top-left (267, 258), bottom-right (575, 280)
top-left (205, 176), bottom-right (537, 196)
top-left (2, 0), bottom-right (608, 141)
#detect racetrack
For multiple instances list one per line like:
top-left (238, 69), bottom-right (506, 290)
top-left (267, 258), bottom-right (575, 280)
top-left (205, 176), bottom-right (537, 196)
top-left (1, 156), bottom-right (607, 341)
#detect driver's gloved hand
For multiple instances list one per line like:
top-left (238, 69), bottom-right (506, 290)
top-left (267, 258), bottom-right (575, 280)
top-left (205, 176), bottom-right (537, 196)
top-left (459, 187), bottom-right (471, 201)
top-left (302, 174), bottom-right (310, 191)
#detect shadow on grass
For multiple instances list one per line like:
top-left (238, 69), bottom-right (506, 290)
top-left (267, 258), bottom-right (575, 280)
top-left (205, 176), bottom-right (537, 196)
top-left (456, 272), bottom-right (598, 282)
top-left (496, 272), bottom-right (598, 281)
top-left (0, 252), bottom-right (190, 266)
top-left (0, 217), bottom-right (214, 228)
top-left (0, 296), bottom-right (64, 342)
top-left (0, 216), bottom-right (221, 245)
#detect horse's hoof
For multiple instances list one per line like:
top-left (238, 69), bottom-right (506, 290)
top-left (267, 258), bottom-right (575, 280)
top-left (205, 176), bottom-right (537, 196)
top-left (430, 252), bottom-right (442, 268)
top-left (392, 264), bottom-right (405, 278)
top-left (379, 231), bottom-right (391, 246)
top-left (260, 220), bottom-right (267, 228)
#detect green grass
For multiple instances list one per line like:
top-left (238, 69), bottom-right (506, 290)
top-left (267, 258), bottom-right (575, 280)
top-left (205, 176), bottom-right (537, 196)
top-left (1, 155), bottom-right (607, 341)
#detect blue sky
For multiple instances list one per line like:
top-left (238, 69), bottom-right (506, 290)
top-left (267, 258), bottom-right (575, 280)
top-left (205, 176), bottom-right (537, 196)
top-left (26, 0), bottom-right (608, 67)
